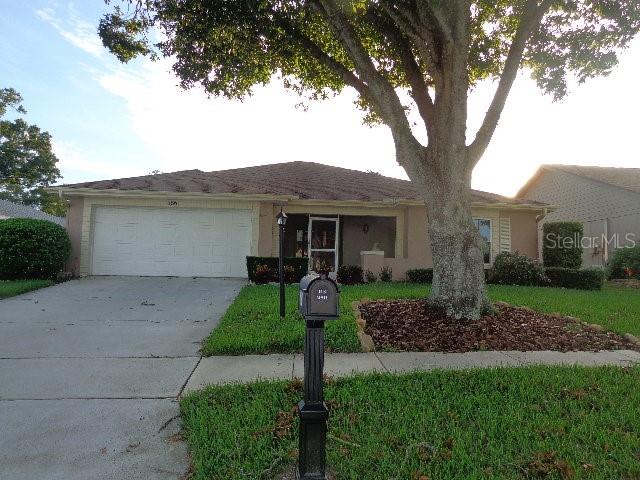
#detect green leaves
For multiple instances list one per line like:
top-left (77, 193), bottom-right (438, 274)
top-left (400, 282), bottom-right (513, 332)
top-left (1, 88), bottom-right (61, 208)
top-left (0, 88), bottom-right (26, 116)
top-left (98, 10), bottom-right (154, 63)
top-left (97, 1), bottom-right (640, 106)
top-left (526, 0), bottom-right (640, 100)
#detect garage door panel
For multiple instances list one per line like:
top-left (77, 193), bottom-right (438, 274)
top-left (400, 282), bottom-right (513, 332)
top-left (91, 207), bottom-right (252, 277)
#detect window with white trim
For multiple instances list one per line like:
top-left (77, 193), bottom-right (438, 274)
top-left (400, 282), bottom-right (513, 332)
top-left (473, 218), bottom-right (492, 264)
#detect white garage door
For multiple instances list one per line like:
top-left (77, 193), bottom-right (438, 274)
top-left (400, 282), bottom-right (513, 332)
top-left (91, 206), bottom-right (252, 277)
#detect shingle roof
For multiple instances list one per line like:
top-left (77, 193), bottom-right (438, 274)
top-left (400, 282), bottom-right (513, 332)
top-left (60, 161), bottom-right (544, 206)
top-left (544, 164), bottom-right (640, 194)
top-left (0, 199), bottom-right (65, 226)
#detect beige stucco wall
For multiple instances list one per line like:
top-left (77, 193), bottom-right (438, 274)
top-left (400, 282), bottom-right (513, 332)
top-left (258, 202), bottom-right (274, 256)
top-left (65, 196), bottom-right (84, 275)
top-left (404, 206), bottom-right (432, 266)
top-left (374, 206), bottom-right (538, 280)
top-left (67, 194), bottom-right (260, 276)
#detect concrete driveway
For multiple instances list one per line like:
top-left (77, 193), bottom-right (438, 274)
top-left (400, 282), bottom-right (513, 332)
top-left (0, 276), bottom-right (244, 480)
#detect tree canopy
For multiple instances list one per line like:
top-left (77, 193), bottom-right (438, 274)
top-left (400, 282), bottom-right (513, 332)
top-left (0, 88), bottom-right (65, 216)
top-left (100, 1), bottom-right (640, 136)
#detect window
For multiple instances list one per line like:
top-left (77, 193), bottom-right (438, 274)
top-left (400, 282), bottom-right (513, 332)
top-left (473, 218), bottom-right (492, 264)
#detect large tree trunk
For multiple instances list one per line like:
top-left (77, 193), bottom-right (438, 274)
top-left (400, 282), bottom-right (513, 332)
top-left (424, 175), bottom-right (491, 320)
top-left (395, 139), bottom-right (491, 321)
top-left (391, 8), bottom-right (491, 320)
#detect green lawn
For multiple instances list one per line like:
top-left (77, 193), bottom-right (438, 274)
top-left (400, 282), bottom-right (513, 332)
top-left (0, 279), bottom-right (53, 299)
top-left (202, 283), bottom-right (640, 355)
top-left (181, 366), bottom-right (640, 480)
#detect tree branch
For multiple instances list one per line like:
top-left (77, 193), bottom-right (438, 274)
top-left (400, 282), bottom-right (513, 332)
top-left (279, 21), bottom-right (373, 103)
top-left (415, 0), bottom-right (454, 46)
top-left (467, 0), bottom-right (552, 167)
top-left (378, 1), bottom-right (443, 88)
top-left (313, 0), bottom-right (420, 149)
top-left (376, 16), bottom-right (436, 137)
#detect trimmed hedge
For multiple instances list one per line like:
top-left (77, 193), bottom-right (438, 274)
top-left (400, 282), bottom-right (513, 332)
top-left (544, 267), bottom-right (604, 291)
top-left (406, 268), bottom-right (433, 283)
top-left (246, 256), bottom-right (308, 283)
top-left (337, 265), bottom-right (364, 285)
top-left (488, 251), bottom-right (548, 286)
top-left (0, 218), bottom-right (71, 280)
top-left (607, 246), bottom-right (640, 279)
top-left (543, 221), bottom-right (583, 269)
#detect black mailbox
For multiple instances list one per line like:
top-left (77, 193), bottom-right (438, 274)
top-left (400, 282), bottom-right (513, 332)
top-left (297, 272), bottom-right (340, 479)
top-left (299, 273), bottom-right (340, 320)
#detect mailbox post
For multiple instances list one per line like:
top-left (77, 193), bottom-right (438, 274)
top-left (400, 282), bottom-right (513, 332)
top-left (298, 273), bottom-right (339, 480)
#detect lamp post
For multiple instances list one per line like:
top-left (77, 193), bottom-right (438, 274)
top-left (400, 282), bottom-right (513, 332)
top-left (276, 209), bottom-right (288, 319)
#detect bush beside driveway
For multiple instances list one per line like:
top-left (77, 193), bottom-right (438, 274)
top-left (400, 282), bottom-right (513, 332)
top-left (203, 283), bottom-right (640, 355)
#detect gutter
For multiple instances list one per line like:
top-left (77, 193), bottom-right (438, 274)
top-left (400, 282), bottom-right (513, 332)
top-left (48, 187), bottom-right (552, 212)
top-left (49, 187), bottom-right (298, 203)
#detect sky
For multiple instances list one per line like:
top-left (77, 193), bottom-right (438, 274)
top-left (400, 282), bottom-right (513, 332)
top-left (1, 1), bottom-right (639, 197)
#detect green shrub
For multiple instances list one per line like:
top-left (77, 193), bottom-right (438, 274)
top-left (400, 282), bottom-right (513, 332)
top-left (543, 221), bottom-right (583, 268)
top-left (487, 251), bottom-right (548, 286)
top-left (406, 268), bottom-right (433, 283)
top-left (246, 256), bottom-right (308, 283)
top-left (364, 269), bottom-right (377, 283)
top-left (607, 246), bottom-right (640, 279)
top-left (337, 265), bottom-right (364, 285)
top-left (0, 218), bottom-right (71, 280)
top-left (379, 266), bottom-right (393, 282)
top-left (545, 267), bottom-right (604, 290)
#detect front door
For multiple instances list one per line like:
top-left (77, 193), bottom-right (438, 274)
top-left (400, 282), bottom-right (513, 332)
top-left (308, 217), bottom-right (339, 272)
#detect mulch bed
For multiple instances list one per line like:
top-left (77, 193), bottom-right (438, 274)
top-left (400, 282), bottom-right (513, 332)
top-left (359, 300), bottom-right (639, 353)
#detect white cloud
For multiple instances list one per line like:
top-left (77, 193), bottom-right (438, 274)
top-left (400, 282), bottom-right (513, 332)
top-left (53, 139), bottom-right (140, 182)
top-left (36, 5), bottom-right (103, 57)
top-left (94, 59), bottom-right (402, 179)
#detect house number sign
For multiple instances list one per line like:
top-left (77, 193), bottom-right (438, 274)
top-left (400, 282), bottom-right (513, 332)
top-left (168, 200), bottom-right (178, 206)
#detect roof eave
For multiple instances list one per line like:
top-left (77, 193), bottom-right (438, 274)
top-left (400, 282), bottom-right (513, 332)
top-left (49, 187), bottom-right (550, 211)
top-left (251, 196), bottom-right (550, 211)
top-left (49, 187), bottom-right (298, 202)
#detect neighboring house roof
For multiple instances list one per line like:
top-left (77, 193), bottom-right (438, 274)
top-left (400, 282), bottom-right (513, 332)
top-left (58, 161), bottom-right (545, 208)
top-left (0, 199), bottom-right (66, 226)
top-left (518, 164), bottom-right (640, 198)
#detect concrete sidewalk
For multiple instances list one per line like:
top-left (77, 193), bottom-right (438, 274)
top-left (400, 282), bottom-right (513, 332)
top-left (183, 349), bottom-right (640, 393)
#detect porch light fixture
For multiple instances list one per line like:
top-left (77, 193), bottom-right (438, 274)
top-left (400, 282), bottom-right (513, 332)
top-left (362, 223), bottom-right (369, 234)
top-left (276, 209), bottom-right (288, 319)
top-left (277, 209), bottom-right (288, 226)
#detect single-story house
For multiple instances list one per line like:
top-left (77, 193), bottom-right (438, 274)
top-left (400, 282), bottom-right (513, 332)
top-left (0, 198), bottom-right (66, 226)
top-left (53, 161), bottom-right (547, 279)
top-left (517, 164), bottom-right (640, 267)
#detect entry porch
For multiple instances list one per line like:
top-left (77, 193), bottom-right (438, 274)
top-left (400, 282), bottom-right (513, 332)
top-left (280, 213), bottom-right (398, 272)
